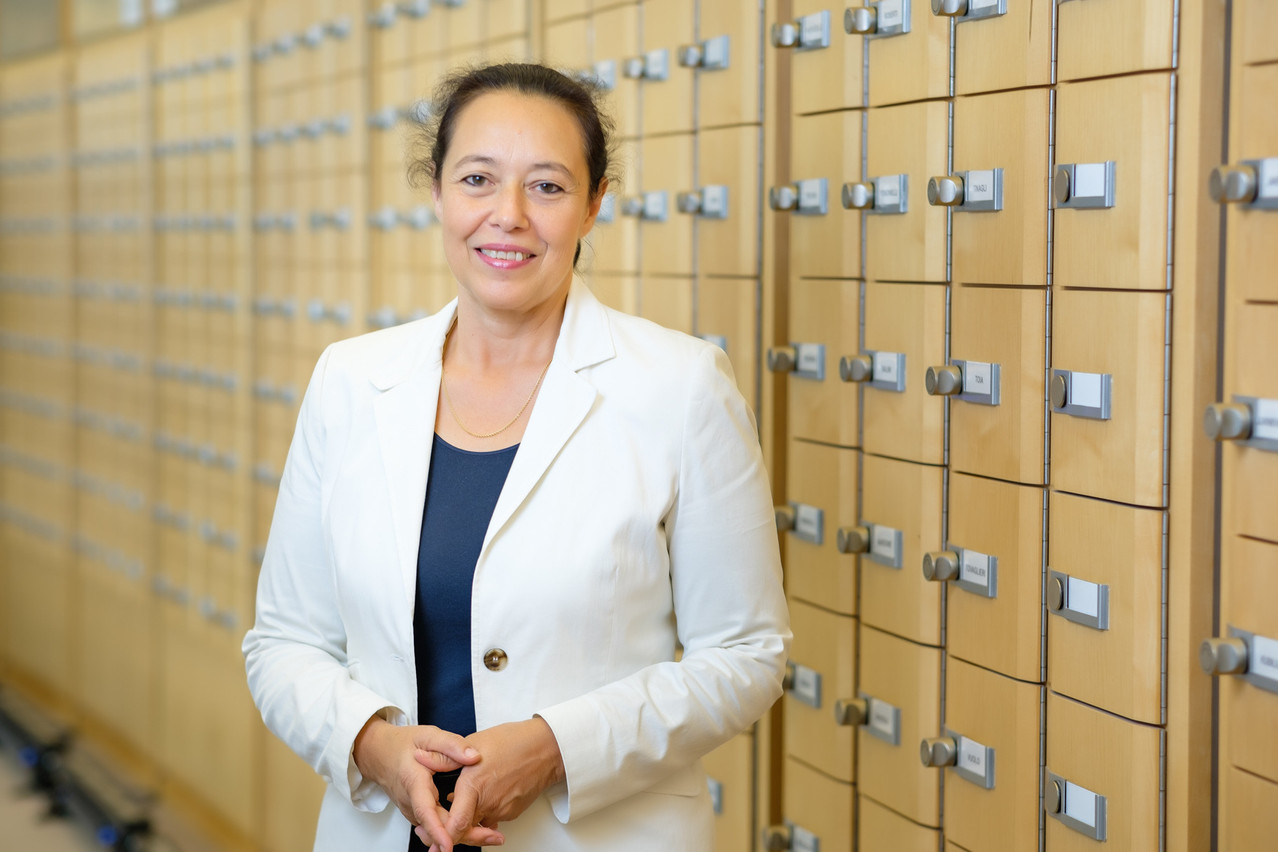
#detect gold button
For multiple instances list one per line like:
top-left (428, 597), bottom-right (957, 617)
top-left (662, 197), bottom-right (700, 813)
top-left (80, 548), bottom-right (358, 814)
top-left (483, 648), bottom-right (508, 671)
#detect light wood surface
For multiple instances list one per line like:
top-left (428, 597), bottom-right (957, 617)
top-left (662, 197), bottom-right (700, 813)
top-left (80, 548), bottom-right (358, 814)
top-left (784, 756), bottom-right (855, 850)
top-left (789, 0), bottom-right (863, 115)
top-left (785, 598), bottom-right (857, 783)
top-left (861, 281), bottom-right (946, 466)
top-left (789, 109), bottom-right (863, 280)
top-left (1056, 0), bottom-right (1174, 81)
top-left (787, 276), bottom-right (861, 447)
top-left (953, 0), bottom-right (1052, 95)
top-left (948, 284), bottom-right (1047, 485)
top-left (697, 125), bottom-right (761, 278)
top-left (856, 625), bottom-right (942, 827)
top-left (859, 454), bottom-right (944, 646)
top-left (785, 439), bottom-right (859, 616)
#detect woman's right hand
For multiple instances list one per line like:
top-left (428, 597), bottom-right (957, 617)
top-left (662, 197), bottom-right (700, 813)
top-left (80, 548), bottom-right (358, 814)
top-left (353, 716), bottom-right (506, 849)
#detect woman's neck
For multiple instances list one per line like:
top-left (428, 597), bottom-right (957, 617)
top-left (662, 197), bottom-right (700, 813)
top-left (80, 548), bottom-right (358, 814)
top-left (447, 292), bottom-right (567, 372)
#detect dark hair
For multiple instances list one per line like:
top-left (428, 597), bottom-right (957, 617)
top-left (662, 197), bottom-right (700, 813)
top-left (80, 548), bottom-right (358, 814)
top-left (407, 63), bottom-right (618, 268)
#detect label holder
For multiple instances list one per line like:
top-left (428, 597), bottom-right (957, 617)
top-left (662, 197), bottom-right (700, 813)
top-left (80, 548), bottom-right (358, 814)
top-left (1231, 395), bottom-right (1278, 452)
top-left (952, 546), bottom-right (998, 599)
top-left (863, 522), bottom-right (904, 569)
top-left (1049, 569), bottom-right (1110, 631)
top-left (1046, 771), bottom-right (1108, 841)
top-left (1227, 626), bottom-right (1278, 695)
top-left (949, 730), bottom-right (996, 789)
top-left (951, 359), bottom-right (1001, 406)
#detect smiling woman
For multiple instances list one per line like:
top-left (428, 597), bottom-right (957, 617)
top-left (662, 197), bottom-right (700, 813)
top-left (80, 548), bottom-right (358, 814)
top-left (243, 63), bottom-right (790, 852)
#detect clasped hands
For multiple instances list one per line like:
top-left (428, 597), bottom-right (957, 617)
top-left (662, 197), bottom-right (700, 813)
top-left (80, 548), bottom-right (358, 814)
top-left (353, 715), bottom-right (566, 851)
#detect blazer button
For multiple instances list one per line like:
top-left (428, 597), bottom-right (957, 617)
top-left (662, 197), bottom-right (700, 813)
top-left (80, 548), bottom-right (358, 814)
top-left (483, 648), bottom-right (508, 671)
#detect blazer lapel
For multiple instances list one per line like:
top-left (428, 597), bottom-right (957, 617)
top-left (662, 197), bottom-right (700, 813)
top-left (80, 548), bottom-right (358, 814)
top-left (480, 280), bottom-right (616, 558)
top-left (371, 308), bottom-right (454, 606)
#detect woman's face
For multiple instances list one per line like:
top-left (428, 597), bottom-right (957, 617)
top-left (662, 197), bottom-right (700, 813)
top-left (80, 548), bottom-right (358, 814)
top-left (432, 90), bottom-right (604, 320)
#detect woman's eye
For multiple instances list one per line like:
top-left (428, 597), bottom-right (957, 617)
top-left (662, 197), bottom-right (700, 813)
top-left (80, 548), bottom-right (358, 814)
top-left (462, 174), bottom-right (487, 187)
top-left (534, 182), bottom-right (563, 194)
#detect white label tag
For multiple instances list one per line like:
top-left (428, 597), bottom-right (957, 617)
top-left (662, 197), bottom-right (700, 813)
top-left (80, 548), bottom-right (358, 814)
top-left (706, 777), bottom-right (724, 814)
top-left (963, 361), bottom-right (992, 395)
top-left (795, 505), bottom-right (822, 541)
top-left (798, 179), bottom-right (824, 211)
top-left (872, 352), bottom-right (898, 383)
top-left (877, 176), bottom-right (901, 206)
top-left (965, 170), bottom-right (997, 202)
top-left (868, 698), bottom-right (897, 740)
top-left (1259, 159), bottom-right (1278, 200)
top-left (797, 344), bottom-right (823, 374)
top-left (878, 0), bottom-right (904, 28)
top-left (1064, 782), bottom-right (1098, 828)
top-left (1068, 577), bottom-right (1100, 618)
top-left (792, 825), bottom-right (820, 852)
top-left (871, 525), bottom-right (898, 562)
top-left (800, 12), bottom-right (828, 47)
top-left (958, 736), bottom-right (988, 778)
top-left (794, 666), bottom-right (821, 707)
top-left (1070, 372), bottom-right (1103, 408)
top-left (969, 0), bottom-right (1000, 10)
top-left (960, 549), bottom-right (991, 589)
top-left (1253, 398), bottom-right (1278, 442)
top-left (1074, 163), bottom-right (1108, 200)
top-left (1249, 634), bottom-right (1278, 682)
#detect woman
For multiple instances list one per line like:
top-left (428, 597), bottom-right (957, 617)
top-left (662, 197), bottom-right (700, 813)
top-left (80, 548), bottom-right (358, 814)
top-left (243, 63), bottom-right (790, 852)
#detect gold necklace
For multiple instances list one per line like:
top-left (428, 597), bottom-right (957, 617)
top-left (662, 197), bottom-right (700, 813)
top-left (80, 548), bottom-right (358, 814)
top-left (442, 337), bottom-right (553, 440)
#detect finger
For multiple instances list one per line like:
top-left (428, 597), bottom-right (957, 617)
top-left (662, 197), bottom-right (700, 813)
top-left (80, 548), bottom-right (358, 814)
top-left (460, 824), bottom-right (506, 846)
top-left (414, 748), bottom-right (463, 774)
top-left (415, 727), bottom-right (482, 767)
top-left (413, 794), bottom-right (452, 852)
top-left (445, 777), bottom-right (481, 843)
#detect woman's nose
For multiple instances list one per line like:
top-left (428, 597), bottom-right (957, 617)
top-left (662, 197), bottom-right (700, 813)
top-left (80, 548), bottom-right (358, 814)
top-left (491, 185), bottom-right (528, 230)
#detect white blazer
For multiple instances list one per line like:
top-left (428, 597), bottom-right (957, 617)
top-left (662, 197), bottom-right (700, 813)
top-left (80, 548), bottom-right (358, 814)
top-left (243, 280), bottom-right (791, 852)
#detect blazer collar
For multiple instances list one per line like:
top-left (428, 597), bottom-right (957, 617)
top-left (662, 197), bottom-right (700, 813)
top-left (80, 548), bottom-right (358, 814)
top-left (373, 279), bottom-right (617, 605)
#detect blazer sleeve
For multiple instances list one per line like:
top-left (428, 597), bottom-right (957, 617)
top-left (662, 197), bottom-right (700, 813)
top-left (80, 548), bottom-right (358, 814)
top-left (536, 343), bottom-right (792, 822)
top-left (241, 345), bottom-right (404, 812)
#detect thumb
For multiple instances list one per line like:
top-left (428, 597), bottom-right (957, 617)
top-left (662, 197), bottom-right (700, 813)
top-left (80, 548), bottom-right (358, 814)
top-left (413, 727), bottom-right (482, 768)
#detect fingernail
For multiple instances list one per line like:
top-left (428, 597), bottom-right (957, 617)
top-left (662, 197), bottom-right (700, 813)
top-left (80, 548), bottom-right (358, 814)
top-left (463, 747), bottom-right (479, 758)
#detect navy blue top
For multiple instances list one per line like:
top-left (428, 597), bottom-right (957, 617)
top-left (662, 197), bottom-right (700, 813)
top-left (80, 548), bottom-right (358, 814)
top-left (409, 435), bottom-right (516, 852)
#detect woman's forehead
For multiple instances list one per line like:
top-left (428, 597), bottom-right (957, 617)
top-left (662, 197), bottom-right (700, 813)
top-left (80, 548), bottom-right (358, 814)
top-left (447, 91), bottom-right (588, 170)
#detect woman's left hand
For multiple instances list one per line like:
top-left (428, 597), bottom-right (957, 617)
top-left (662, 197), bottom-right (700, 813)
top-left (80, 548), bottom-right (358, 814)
top-left (416, 717), bottom-right (565, 850)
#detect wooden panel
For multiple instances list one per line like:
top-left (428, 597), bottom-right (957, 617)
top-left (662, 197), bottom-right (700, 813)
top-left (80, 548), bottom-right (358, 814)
top-left (941, 659), bottom-right (1042, 852)
top-left (593, 4), bottom-right (641, 139)
top-left (943, 474), bottom-right (1044, 683)
top-left (704, 732), bottom-right (755, 852)
top-left (1050, 288), bottom-right (1167, 509)
top-left (697, 0), bottom-right (763, 128)
top-left (859, 454), bottom-right (943, 646)
top-left (784, 599), bottom-right (857, 783)
top-left (639, 0), bottom-right (695, 136)
top-left (1220, 536), bottom-right (1278, 784)
top-left (788, 110), bottom-right (862, 280)
top-left (784, 440), bottom-right (859, 616)
top-left (952, 0), bottom-right (1052, 95)
top-left (861, 281), bottom-right (946, 465)
top-left (1224, 62), bottom-right (1278, 305)
top-left (695, 277), bottom-right (758, 404)
top-left (865, 0), bottom-right (950, 107)
top-left (1222, 767), bottom-right (1278, 852)
top-left (638, 276), bottom-right (692, 334)
top-left (1054, 73), bottom-right (1173, 291)
top-left (947, 284), bottom-right (1046, 485)
top-left (543, 16), bottom-right (592, 72)
top-left (864, 100), bottom-right (949, 284)
top-left (1057, 0), bottom-right (1175, 81)
top-left (696, 125), bottom-right (761, 278)
top-left (1222, 303), bottom-right (1278, 542)
top-left (1047, 492), bottom-right (1164, 725)
top-left (638, 133), bottom-right (694, 276)
top-left (950, 88), bottom-right (1050, 287)
top-left (783, 757), bottom-right (855, 852)
top-left (787, 1), bottom-right (864, 114)
top-left (784, 277), bottom-right (860, 448)
top-left (1044, 692), bottom-right (1162, 851)
top-left (859, 793), bottom-right (939, 852)
top-left (857, 625), bottom-right (942, 826)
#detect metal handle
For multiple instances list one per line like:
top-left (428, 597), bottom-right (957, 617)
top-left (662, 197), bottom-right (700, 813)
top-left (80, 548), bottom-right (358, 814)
top-left (838, 354), bottom-right (872, 383)
top-left (1209, 164), bottom-right (1258, 205)
top-left (932, 0), bottom-right (968, 15)
top-left (766, 346), bottom-right (797, 373)
top-left (770, 22), bottom-right (799, 48)
top-left (920, 736), bottom-right (957, 767)
top-left (760, 825), bottom-right (792, 851)
top-left (836, 525), bottom-right (870, 554)
top-left (925, 364), bottom-right (962, 396)
top-left (922, 550), bottom-right (960, 581)
top-left (1203, 402), bottom-right (1252, 441)
top-left (1200, 637), bottom-right (1248, 675)
top-left (927, 174), bottom-right (964, 206)
top-left (774, 506), bottom-right (796, 532)
top-left (845, 6), bottom-right (877, 34)
top-left (768, 185), bottom-right (798, 211)
top-left (833, 697), bottom-right (867, 726)
top-left (781, 661), bottom-right (796, 691)
top-left (842, 181), bottom-right (874, 209)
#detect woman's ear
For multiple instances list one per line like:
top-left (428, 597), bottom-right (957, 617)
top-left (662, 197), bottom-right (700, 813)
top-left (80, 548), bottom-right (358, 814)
top-left (580, 178), bottom-right (609, 237)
